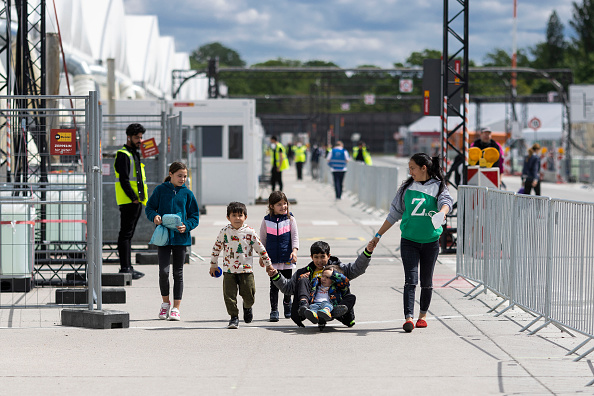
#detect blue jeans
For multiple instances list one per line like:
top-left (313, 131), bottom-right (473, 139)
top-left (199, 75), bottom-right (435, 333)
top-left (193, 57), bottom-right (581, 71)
top-left (309, 301), bottom-right (333, 313)
top-left (400, 238), bottom-right (440, 318)
top-left (332, 171), bottom-right (346, 199)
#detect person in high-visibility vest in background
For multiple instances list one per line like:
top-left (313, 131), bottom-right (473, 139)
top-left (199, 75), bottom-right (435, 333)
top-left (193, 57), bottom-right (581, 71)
top-left (114, 123), bottom-right (149, 279)
top-left (292, 141), bottom-right (307, 180)
top-left (270, 136), bottom-right (290, 191)
top-left (352, 141), bottom-right (372, 165)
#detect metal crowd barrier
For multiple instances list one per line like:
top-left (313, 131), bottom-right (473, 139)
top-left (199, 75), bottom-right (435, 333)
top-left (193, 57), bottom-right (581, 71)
top-left (318, 159), bottom-right (399, 212)
top-left (453, 186), bottom-right (594, 361)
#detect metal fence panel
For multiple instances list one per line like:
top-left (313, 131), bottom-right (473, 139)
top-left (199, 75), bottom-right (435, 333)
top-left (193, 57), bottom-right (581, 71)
top-left (457, 185), bottom-right (594, 340)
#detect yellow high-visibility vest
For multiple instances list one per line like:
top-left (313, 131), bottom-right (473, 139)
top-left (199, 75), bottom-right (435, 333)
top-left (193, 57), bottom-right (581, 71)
top-left (114, 148), bottom-right (148, 205)
top-left (271, 143), bottom-right (290, 171)
top-left (293, 145), bottom-right (307, 163)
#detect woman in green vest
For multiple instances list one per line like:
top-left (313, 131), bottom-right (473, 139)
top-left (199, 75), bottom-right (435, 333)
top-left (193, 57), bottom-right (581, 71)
top-left (370, 153), bottom-right (453, 333)
top-left (270, 136), bottom-right (289, 191)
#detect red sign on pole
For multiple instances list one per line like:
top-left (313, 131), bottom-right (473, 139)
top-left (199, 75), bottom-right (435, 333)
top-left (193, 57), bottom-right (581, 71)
top-left (140, 137), bottom-right (159, 158)
top-left (423, 90), bottom-right (430, 115)
top-left (50, 129), bottom-right (76, 155)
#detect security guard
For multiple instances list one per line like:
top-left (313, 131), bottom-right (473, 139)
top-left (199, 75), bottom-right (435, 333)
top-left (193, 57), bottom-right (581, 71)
top-left (352, 141), bottom-right (372, 165)
top-left (114, 123), bottom-right (148, 279)
top-left (270, 136), bottom-right (289, 191)
top-left (292, 142), bottom-right (307, 180)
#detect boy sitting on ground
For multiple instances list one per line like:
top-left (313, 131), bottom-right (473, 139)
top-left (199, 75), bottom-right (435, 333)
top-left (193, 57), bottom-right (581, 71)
top-left (266, 240), bottom-right (374, 327)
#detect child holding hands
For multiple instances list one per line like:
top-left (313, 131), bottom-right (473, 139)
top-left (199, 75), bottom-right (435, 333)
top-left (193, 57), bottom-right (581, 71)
top-left (210, 202), bottom-right (272, 329)
top-left (259, 191), bottom-right (299, 322)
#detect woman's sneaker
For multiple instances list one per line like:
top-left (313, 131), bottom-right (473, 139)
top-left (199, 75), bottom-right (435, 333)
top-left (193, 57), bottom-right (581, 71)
top-left (158, 302), bottom-right (170, 320)
top-left (169, 307), bottom-right (181, 321)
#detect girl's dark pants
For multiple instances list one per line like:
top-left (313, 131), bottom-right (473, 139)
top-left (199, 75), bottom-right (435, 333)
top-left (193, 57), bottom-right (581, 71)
top-left (400, 238), bottom-right (440, 319)
top-left (158, 245), bottom-right (187, 300)
top-left (270, 268), bottom-right (293, 311)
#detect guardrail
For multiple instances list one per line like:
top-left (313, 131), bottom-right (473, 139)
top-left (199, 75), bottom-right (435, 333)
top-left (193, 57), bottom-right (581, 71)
top-left (318, 159), bottom-right (399, 212)
top-left (452, 186), bottom-right (594, 361)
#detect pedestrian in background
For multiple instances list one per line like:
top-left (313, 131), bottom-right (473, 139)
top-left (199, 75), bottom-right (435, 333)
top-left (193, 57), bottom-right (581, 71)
top-left (145, 161), bottom-right (200, 321)
top-left (269, 136), bottom-right (289, 191)
top-left (326, 141), bottom-right (350, 200)
top-left (114, 123), bottom-right (148, 280)
top-left (521, 143), bottom-right (542, 196)
top-left (370, 153), bottom-right (453, 333)
top-left (352, 141), bottom-right (372, 165)
top-left (292, 141), bottom-right (307, 180)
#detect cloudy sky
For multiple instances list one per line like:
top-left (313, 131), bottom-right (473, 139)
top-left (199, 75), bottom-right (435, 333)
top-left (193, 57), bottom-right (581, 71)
top-left (123, 0), bottom-right (577, 68)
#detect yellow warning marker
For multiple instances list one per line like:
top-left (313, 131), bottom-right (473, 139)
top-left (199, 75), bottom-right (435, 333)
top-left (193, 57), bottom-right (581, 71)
top-left (468, 147), bottom-right (482, 166)
top-left (482, 147), bottom-right (500, 168)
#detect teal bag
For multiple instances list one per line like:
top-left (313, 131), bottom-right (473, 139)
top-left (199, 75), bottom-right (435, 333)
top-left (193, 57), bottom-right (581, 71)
top-left (162, 213), bottom-right (182, 230)
top-left (149, 225), bottom-right (169, 246)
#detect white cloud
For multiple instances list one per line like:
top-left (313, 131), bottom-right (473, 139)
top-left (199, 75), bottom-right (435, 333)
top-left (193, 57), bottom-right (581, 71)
top-left (123, 0), bottom-right (579, 68)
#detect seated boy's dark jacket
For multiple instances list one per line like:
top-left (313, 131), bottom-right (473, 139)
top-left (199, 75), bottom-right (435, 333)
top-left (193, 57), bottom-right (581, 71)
top-left (272, 251), bottom-right (371, 326)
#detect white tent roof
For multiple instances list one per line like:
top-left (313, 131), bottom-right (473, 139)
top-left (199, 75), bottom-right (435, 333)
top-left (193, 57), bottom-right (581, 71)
top-left (407, 102), bottom-right (564, 141)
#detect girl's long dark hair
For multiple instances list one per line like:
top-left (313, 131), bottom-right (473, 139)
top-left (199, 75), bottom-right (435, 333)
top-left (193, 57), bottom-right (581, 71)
top-left (164, 161), bottom-right (187, 182)
top-left (400, 153), bottom-right (446, 196)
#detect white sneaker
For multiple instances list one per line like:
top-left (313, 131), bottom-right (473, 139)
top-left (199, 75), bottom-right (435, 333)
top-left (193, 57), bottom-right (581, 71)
top-left (169, 307), bottom-right (181, 321)
top-left (158, 302), bottom-right (170, 320)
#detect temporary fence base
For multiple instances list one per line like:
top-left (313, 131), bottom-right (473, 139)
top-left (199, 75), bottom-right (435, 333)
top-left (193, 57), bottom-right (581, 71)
top-left (520, 314), bottom-right (544, 332)
top-left (64, 272), bottom-right (133, 287)
top-left (55, 287), bottom-right (126, 304)
top-left (61, 308), bottom-right (129, 329)
top-left (0, 278), bottom-right (32, 293)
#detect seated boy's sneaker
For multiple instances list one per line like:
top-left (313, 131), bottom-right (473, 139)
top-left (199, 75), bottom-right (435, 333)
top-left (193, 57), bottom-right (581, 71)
top-left (227, 316), bottom-right (239, 329)
top-left (304, 309), bottom-right (319, 324)
top-left (169, 308), bottom-right (181, 321)
top-left (243, 307), bottom-right (253, 324)
top-left (317, 307), bottom-right (332, 321)
top-left (297, 300), bottom-right (309, 318)
top-left (333, 304), bottom-right (348, 318)
top-left (283, 302), bottom-right (292, 319)
top-left (403, 319), bottom-right (414, 333)
top-left (158, 302), bottom-right (170, 320)
top-left (269, 310), bottom-right (279, 322)
top-left (347, 319), bottom-right (356, 328)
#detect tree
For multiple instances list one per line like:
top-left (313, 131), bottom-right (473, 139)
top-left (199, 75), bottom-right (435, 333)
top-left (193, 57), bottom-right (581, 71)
top-left (568, 0), bottom-right (594, 83)
top-left (531, 11), bottom-right (567, 69)
top-left (190, 42), bottom-right (246, 69)
top-left (404, 49), bottom-right (442, 67)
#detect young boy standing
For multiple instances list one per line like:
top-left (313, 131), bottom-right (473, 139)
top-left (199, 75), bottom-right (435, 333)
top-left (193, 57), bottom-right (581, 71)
top-left (267, 240), bottom-right (374, 327)
top-left (210, 202), bottom-right (272, 329)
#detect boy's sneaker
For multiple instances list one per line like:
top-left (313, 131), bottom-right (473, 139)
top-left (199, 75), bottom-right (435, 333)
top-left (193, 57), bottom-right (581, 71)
top-left (304, 309), bottom-right (319, 324)
top-left (227, 316), bottom-right (239, 329)
top-left (403, 319), bottom-right (414, 333)
top-left (317, 307), bottom-right (332, 321)
top-left (158, 302), bottom-right (170, 320)
top-left (269, 310), bottom-right (280, 322)
top-left (169, 307), bottom-right (181, 321)
top-left (297, 300), bottom-right (309, 318)
top-left (243, 307), bottom-right (253, 324)
top-left (283, 302), bottom-right (292, 319)
top-left (333, 304), bottom-right (348, 318)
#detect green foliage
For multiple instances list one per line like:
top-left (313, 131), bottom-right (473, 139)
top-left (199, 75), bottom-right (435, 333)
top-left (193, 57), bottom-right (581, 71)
top-left (190, 42), bottom-right (246, 69)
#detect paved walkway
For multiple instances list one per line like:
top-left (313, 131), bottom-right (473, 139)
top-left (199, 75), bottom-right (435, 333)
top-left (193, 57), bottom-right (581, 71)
top-left (1, 164), bottom-right (593, 395)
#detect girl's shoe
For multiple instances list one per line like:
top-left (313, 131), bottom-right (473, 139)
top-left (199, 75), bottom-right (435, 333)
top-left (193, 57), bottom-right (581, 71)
top-left (158, 302), bottom-right (170, 320)
top-left (416, 319), bottom-right (428, 328)
top-left (403, 319), bottom-right (415, 333)
top-left (169, 307), bottom-right (181, 321)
